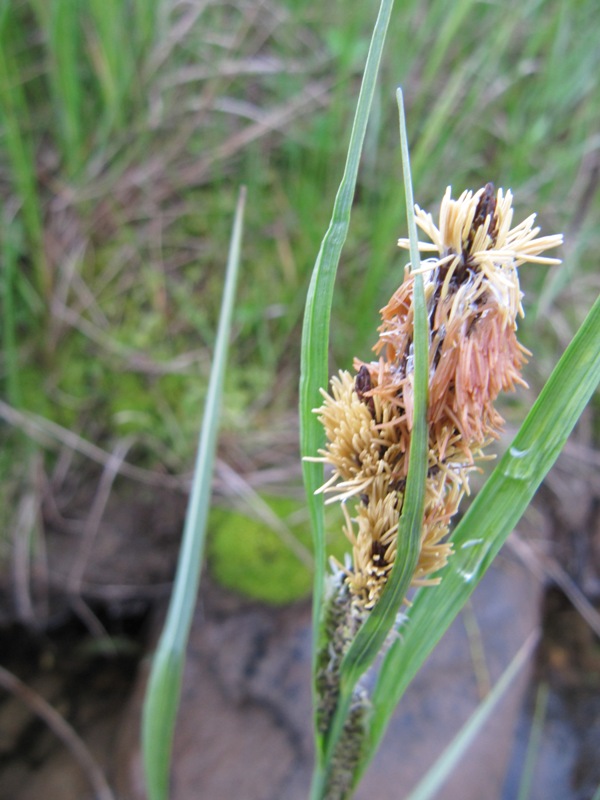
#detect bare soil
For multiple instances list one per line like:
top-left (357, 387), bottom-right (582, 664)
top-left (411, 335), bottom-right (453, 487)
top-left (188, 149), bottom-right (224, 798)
top-left (1, 443), bottom-right (599, 800)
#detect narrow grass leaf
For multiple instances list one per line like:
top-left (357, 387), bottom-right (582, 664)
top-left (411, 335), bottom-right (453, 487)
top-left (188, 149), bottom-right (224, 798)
top-left (142, 187), bottom-right (246, 800)
top-left (133, 0), bottom-right (163, 58)
top-left (417, 0), bottom-right (477, 96)
top-left (301, 3), bottom-right (396, 791)
top-left (517, 681), bottom-right (549, 800)
top-left (89, 0), bottom-right (133, 136)
top-left (405, 631), bottom-right (539, 800)
top-left (1, 206), bottom-right (21, 405)
top-left (47, 0), bottom-right (85, 176)
top-left (299, 0), bottom-right (395, 768)
top-left (318, 88), bottom-right (429, 791)
top-left (343, 88), bottom-right (428, 676)
top-left (0, 8), bottom-right (48, 300)
top-left (361, 292), bottom-right (600, 775)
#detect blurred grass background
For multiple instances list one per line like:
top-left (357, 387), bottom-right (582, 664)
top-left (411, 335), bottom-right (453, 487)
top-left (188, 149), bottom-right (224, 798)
top-left (1, 0), bottom-right (598, 603)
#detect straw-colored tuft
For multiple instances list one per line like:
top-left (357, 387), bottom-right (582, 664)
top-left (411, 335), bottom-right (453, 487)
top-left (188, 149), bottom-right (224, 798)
top-left (311, 184), bottom-right (562, 610)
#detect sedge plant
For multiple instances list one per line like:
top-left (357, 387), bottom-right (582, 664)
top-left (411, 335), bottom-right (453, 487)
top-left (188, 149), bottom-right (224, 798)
top-left (133, 2), bottom-right (599, 797)
top-left (299, 2), bottom-right (600, 799)
top-left (142, 188), bottom-right (246, 800)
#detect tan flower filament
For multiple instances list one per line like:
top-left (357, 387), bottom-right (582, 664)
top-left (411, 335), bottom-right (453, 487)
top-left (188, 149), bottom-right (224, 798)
top-left (311, 184), bottom-right (562, 610)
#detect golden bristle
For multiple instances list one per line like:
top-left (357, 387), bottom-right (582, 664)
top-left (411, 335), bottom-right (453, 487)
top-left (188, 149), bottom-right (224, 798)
top-left (310, 184), bottom-right (562, 610)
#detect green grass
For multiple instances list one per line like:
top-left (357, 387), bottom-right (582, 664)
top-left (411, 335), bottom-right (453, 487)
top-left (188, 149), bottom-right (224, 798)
top-left (0, 0), bottom-right (599, 793)
top-left (0, 0), bottom-right (597, 599)
top-left (142, 185), bottom-right (245, 800)
top-left (298, 9), bottom-right (600, 785)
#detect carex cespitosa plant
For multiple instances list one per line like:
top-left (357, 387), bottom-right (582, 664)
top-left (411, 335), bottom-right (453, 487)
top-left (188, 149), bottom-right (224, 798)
top-left (298, 8), bottom-right (599, 800)
top-left (306, 183), bottom-right (562, 798)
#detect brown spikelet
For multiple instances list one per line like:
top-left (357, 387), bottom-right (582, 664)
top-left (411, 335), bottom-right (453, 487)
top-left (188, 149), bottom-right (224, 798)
top-left (309, 184), bottom-right (562, 610)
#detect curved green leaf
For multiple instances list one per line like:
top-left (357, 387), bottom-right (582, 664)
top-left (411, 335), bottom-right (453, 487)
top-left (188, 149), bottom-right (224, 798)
top-left (361, 292), bottom-right (600, 777)
top-left (298, 1), bottom-right (396, 786)
top-left (142, 187), bottom-right (246, 800)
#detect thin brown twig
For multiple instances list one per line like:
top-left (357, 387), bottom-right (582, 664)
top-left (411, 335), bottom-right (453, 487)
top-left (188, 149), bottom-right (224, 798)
top-left (1, 399), bottom-right (303, 497)
top-left (64, 439), bottom-right (136, 644)
top-left (51, 302), bottom-right (208, 375)
top-left (69, 595), bottom-right (110, 641)
top-left (12, 488), bottom-right (40, 626)
top-left (461, 599), bottom-right (492, 700)
top-left (171, 77), bottom-right (332, 191)
top-left (68, 438), bottom-right (135, 594)
top-left (11, 453), bottom-right (49, 626)
top-left (0, 665), bottom-right (116, 800)
top-left (0, 400), bottom-right (186, 490)
top-left (509, 533), bottom-right (600, 639)
top-left (46, 574), bottom-right (173, 601)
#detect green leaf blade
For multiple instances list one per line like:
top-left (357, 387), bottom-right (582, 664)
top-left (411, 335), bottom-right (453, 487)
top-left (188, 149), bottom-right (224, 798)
top-left (405, 632), bottom-right (539, 800)
top-left (363, 292), bottom-right (600, 774)
top-left (142, 187), bottom-right (246, 800)
top-left (337, 87), bottom-right (429, 694)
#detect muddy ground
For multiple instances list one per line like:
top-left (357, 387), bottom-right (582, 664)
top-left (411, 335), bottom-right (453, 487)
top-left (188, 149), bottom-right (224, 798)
top-left (1, 438), bottom-right (599, 800)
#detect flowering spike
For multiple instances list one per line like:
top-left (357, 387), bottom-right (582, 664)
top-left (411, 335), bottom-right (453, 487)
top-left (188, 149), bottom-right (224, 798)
top-left (312, 185), bottom-right (562, 611)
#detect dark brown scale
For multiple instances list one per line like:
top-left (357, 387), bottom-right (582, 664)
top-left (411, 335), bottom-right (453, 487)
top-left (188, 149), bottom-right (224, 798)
top-left (371, 539), bottom-right (388, 565)
top-left (471, 182), bottom-right (497, 239)
top-left (395, 352), bottom-right (409, 381)
top-left (431, 182), bottom-right (497, 291)
top-left (389, 476), bottom-right (406, 494)
top-left (456, 184), bottom-right (497, 331)
top-left (463, 182), bottom-right (498, 267)
top-left (465, 314), bottom-right (480, 337)
top-left (431, 326), bottom-right (445, 370)
top-left (355, 365), bottom-right (375, 415)
top-left (355, 365), bottom-right (372, 397)
top-left (431, 254), bottom-right (471, 317)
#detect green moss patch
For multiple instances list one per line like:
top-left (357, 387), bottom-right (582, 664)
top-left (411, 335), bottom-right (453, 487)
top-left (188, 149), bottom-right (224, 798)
top-left (208, 496), bottom-right (347, 605)
top-left (208, 496), bottom-right (311, 604)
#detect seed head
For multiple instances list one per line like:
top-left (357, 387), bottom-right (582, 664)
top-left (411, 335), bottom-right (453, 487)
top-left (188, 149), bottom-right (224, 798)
top-left (311, 184), bottom-right (562, 610)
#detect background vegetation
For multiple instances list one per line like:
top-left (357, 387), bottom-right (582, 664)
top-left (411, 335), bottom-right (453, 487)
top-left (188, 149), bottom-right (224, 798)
top-left (1, 0), bottom-right (599, 600)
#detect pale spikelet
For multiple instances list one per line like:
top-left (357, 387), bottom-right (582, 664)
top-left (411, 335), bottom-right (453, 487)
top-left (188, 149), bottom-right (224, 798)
top-left (308, 370), bottom-right (409, 504)
top-left (312, 184), bottom-right (562, 611)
